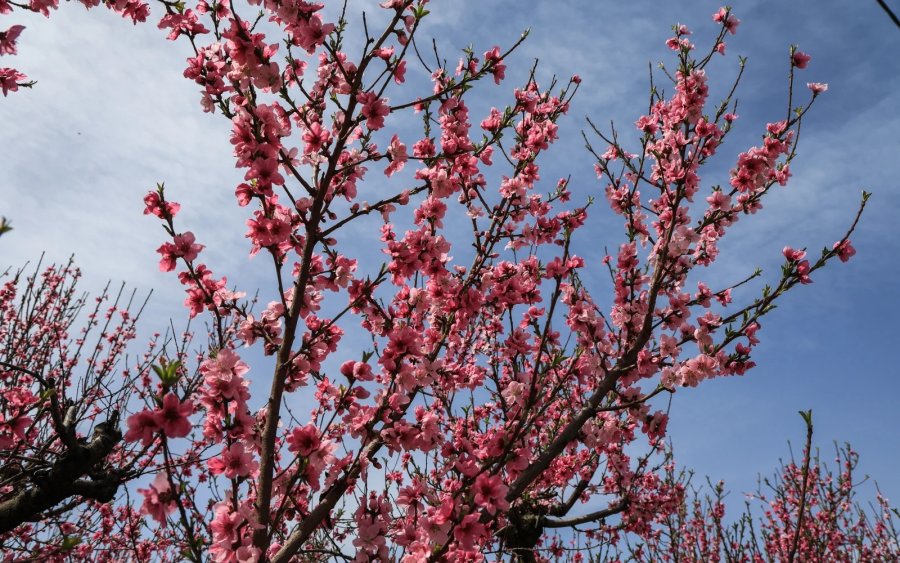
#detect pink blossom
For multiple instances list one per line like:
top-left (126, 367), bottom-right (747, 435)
top-left (208, 442), bottom-right (258, 479)
top-left (0, 67), bottom-right (26, 96)
top-left (833, 239), bottom-right (856, 262)
top-left (0, 414), bottom-right (32, 450)
top-left (158, 9), bottom-right (209, 41)
top-left (210, 502), bottom-right (246, 558)
top-left (483, 46), bottom-right (506, 84)
top-left (635, 114), bottom-right (658, 134)
top-left (393, 59), bottom-right (407, 84)
top-left (143, 190), bottom-right (181, 219)
top-left (473, 473), bottom-right (509, 515)
top-left (200, 348), bottom-right (251, 401)
top-left (792, 50), bottom-right (811, 69)
top-left (357, 91), bottom-right (390, 130)
top-left (384, 134), bottom-right (408, 177)
top-left (28, 0), bottom-right (58, 17)
top-left (783, 246), bottom-right (807, 262)
top-left (712, 7), bottom-right (740, 34)
top-left (293, 14), bottom-right (334, 54)
top-left (302, 121), bottom-right (331, 154)
top-left (705, 190), bottom-right (730, 211)
top-left (152, 393), bottom-right (193, 438)
top-left (124, 409), bottom-right (159, 446)
top-left (157, 232), bottom-right (204, 271)
top-left (138, 473), bottom-right (176, 525)
top-left (245, 157), bottom-right (285, 188)
top-left (807, 82), bottom-right (828, 94)
top-left (246, 205), bottom-right (293, 249)
top-left (796, 259), bottom-right (812, 284)
top-left (453, 512), bottom-right (487, 550)
top-left (0, 25), bottom-right (25, 55)
top-left (286, 424), bottom-right (321, 456)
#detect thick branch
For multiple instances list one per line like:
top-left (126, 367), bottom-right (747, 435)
top-left (0, 419), bottom-right (122, 534)
top-left (542, 500), bottom-right (628, 528)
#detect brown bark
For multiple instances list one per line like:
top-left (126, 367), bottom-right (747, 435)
top-left (0, 418), bottom-right (122, 534)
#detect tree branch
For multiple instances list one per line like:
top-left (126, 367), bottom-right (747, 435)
top-left (876, 0), bottom-right (900, 29)
top-left (542, 500), bottom-right (628, 528)
top-left (0, 416), bottom-right (121, 534)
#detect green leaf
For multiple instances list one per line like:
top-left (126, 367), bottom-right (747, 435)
top-left (152, 360), bottom-right (182, 386)
top-left (60, 536), bottom-right (82, 551)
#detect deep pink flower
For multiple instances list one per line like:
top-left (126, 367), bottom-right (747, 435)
top-left (143, 191), bottom-right (181, 219)
top-left (173, 232), bottom-right (203, 262)
top-left (483, 46), bottom-right (506, 84)
top-left (783, 246), bottom-right (806, 262)
top-left (357, 92), bottom-right (390, 130)
top-left (124, 409), bottom-right (160, 446)
top-left (833, 239), bottom-right (856, 262)
top-left (153, 393), bottom-right (193, 438)
top-left (208, 442), bottom-right (258, 479)
top-left (286, 424), bottom-right (321, 456)
top-left (792, 50), bottom-right (811, 69)
top-left (0, 25), bottom-right (25, 55)
top-left (28, 0), bottom-right (58, 17)
top-left (473, 473), bottom-right (509, 515)
top-left (302, 121), bottom-right (331, 154)
top-left (293, 14), bottom-right (334, 54)
top-left (157, 231), bottom-right (203, 271)
top-left (796, 259), bottom-right (812, 284)
top-left (0, 67), bottom-right (26, 96)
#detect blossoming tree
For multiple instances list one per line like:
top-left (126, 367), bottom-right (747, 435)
top-left (0, 0), bottom-right (886, 561)
top-left (608, 413), bottom-right (899, 561)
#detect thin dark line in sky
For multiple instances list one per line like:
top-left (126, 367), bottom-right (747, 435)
top-left (876, 0), bottom-right (900, 29)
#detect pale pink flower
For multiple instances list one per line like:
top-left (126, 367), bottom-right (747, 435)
top-left (384, 134), bottom-right (408, 177)
top-left (807, 82), bottom-right (828, 94)
top-left (138, 473), bottom-right (175, 525)
top-left (712, 7), bottom-right (740, 34)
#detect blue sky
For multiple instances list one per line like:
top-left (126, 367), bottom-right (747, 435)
top-left (2, 0), bottom-right (899, 518)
